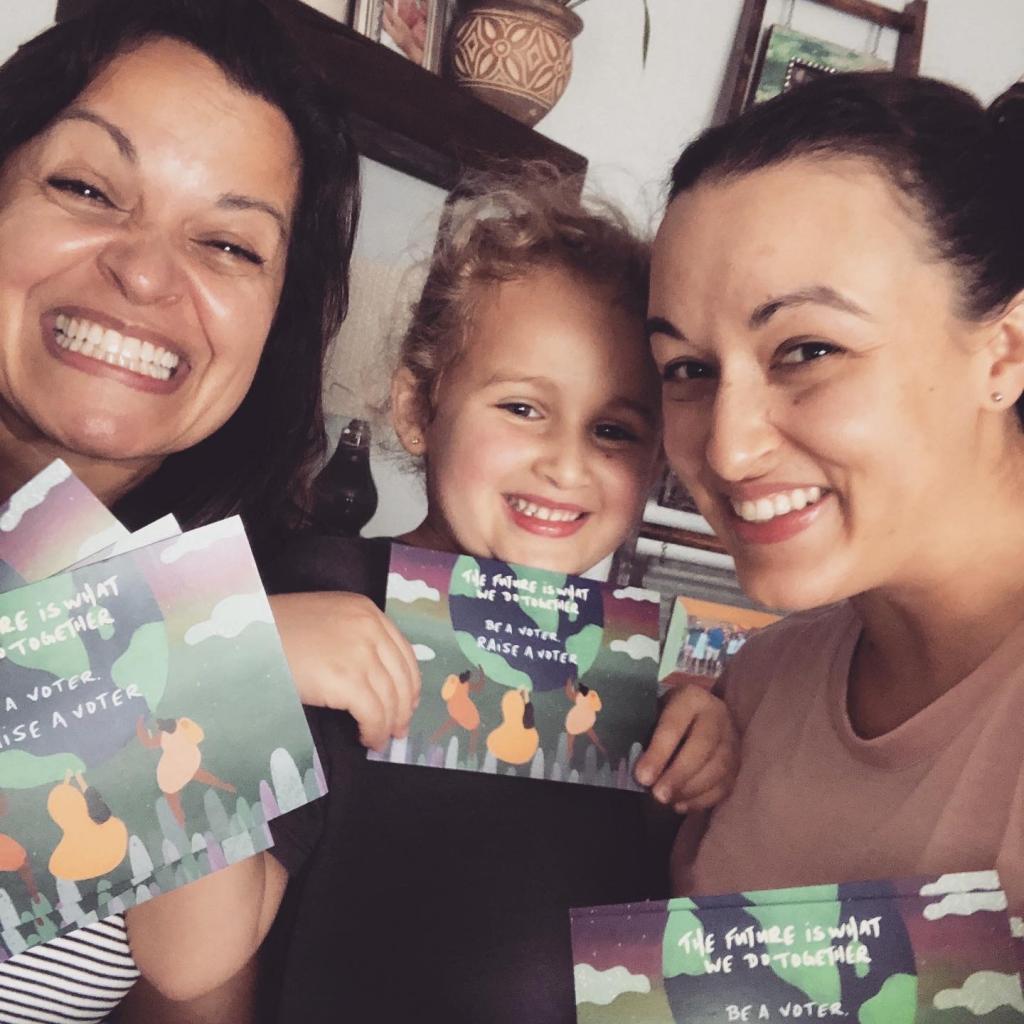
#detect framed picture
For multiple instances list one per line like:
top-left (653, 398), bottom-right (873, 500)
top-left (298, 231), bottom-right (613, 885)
top-left (750, 24), bottom-right (887, 107)
top-left (658, 595), bottom-right (779, 687)
top-left (716, 0), bottom-right (927, 123)
top-left (351, 0), bottom-right (456, 73)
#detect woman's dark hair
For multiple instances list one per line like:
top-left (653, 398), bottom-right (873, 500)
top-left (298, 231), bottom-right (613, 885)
top-left (668, 72), bottom-right (1024, 423)
top-left (0, 0), bottom-right (359, 555)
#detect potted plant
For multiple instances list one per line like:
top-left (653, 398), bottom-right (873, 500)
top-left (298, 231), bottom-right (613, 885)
top-left (448, 0), bottom-right (651, 127)
top-left (448, 0), bottom-right (584, 127)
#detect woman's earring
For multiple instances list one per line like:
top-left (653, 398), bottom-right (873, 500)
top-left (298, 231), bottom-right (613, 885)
top-left (992, 391), bottom-right (1005, 404)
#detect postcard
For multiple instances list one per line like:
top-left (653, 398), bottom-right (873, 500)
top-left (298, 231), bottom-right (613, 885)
top-left (571, 871), bottom-right (1024, 1023)
top-left (0, 460), bottom-right (129, 589)
top-left (659, 596), bottom-right (779, 687)
top-left (376, 544), bottom-right (661, 790)
top-left (0, 517), bottom-right (323, 957)
top-left (70, 514), bottom-right (181, 569)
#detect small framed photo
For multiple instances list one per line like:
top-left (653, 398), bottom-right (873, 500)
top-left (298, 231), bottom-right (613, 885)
top-left (351, 0), bottom-right (456, 73)
top-left (659, 596), bottom-right (779, 687)
top-left (750, 24), bottom-right (886, 109)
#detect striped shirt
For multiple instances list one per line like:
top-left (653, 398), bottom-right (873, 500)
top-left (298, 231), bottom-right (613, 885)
top-left (0, 916), bottom-right (138, 1023)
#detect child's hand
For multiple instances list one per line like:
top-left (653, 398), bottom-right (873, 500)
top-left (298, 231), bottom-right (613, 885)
top-left (634, 681), bottom-right (739, 814)
top-left (269, 592), bottom-right (421, 751)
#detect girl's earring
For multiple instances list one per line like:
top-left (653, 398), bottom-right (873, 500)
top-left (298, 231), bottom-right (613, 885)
top-left (992, 391), bottom-right (1005, 404)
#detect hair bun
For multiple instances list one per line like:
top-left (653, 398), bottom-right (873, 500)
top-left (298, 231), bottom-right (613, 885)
top-left (989, 81), bottom-right (1024, 134)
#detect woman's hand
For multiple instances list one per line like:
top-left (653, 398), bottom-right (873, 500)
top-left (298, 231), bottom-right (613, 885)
top-left (269, 592), bottom-right (421, 751)
top-left (634, 682), bottom-right (739, 814)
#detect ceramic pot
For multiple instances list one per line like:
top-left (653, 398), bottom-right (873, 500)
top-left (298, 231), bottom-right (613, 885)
top-left (448, 0), bottom-right (584, 126)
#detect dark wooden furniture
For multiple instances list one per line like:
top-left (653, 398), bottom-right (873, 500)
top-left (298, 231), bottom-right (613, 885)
top-left (639, 521), bottom-right (728, 557)
top-left (715, 0), bottom-right (928, 123)
top-left (54, 0), bottom-right (588, 190)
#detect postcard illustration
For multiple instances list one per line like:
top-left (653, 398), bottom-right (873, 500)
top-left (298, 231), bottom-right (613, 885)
top-left (572, 871), bottom-right (1024, 1023)
top-left (659, 597), bottom-right (779, 687)
top-left (377, 544), bottom-right (661, 790)
top-left (0, 460), bottom-right (129, 589)
top-left (0, 517), bottom-right (323, 959)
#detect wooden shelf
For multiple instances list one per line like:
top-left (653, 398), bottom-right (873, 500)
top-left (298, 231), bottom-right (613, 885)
top-left (56, 0), bottom-right (588, 191)
top-left (638, 522), bottom-right (728, 557)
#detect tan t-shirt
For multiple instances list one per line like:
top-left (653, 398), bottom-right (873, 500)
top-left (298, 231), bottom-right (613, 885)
top-left (677, 602), bottom-right (1024, 914)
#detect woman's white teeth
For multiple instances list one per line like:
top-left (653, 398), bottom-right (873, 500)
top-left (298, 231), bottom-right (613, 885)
top-left (507, 496), bottom-right (582, 523)
top-left (732, 486), bottom-right (823, 523)
top-left (53, 314), bottom-right (180, 381)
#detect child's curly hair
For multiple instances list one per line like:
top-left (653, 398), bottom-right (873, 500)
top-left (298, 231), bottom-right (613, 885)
top-left (397, 162), bottom-right (651, 419)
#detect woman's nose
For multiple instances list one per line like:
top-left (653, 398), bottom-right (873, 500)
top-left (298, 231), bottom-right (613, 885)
top-left (705, 377), bottom-right (780, 482)
top-left (97, 230), bottom-right (185, 307)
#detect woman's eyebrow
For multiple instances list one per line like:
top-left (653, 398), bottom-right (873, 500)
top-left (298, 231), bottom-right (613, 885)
top-left (749, 286), bottom-right (870, 327)
top-left (645, 316), bottom-right (685, 342)
top-left (217, 193), bottom-right (288, 240)
top-left (53, 108), bottom-right (137, 162)
top-left (49, 110), bottom-right (288, 240)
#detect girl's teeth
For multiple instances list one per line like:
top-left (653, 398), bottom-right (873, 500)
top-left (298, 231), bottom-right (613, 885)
top-left (732, 487), bottom-right (826, 523)
top-left (53, 315), bottom-right (180, 381)
top-left (508, 496), bottom-right (582, 523)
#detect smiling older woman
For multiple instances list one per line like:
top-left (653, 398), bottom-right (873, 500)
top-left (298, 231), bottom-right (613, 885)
top-left (0, 1), bottom-right (416, 1022)
top-left (0, 0), bottom-right (357, 550)
top-left (643, 73), bottom-right (1024, 914)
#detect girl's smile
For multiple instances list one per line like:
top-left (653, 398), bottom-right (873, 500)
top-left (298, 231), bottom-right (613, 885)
top-left (503, 493), bottom-right (590, 537)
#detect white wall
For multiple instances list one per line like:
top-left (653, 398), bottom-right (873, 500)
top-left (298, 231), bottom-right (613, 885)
top-left (919, 0), bottom-right (1024, 102)
top-left (0, 5), bottom-right (56, 64)
top-left (327, 159), bottom-right (444, 539)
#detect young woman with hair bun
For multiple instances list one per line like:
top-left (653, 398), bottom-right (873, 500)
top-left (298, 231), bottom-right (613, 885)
top-left (646, 72), bottom-right (1024, 910)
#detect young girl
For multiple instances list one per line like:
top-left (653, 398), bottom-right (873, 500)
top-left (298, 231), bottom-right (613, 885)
top-left (126, 167), bottom-right (737, 1021)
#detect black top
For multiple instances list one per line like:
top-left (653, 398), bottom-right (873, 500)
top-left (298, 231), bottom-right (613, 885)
top-left (260, 535), bottom-right (672, 1024)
